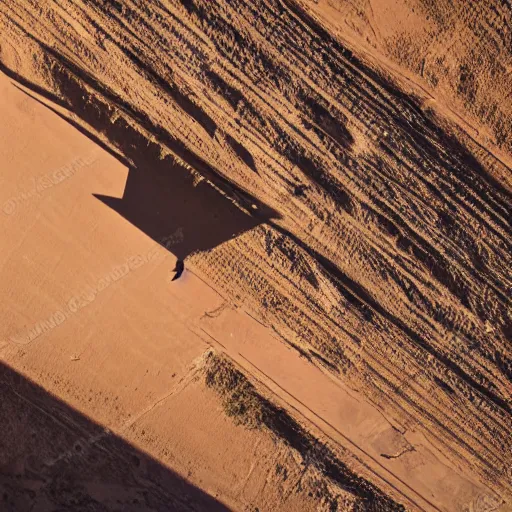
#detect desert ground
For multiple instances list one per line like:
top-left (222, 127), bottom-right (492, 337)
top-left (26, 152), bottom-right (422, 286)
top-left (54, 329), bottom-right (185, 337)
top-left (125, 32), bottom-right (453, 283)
top-left (0, 1), bottom-right (510, 511)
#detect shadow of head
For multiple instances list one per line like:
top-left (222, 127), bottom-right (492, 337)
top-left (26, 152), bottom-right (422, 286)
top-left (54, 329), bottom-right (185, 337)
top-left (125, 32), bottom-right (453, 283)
top-left (94, 154), bottom-right (263, 263)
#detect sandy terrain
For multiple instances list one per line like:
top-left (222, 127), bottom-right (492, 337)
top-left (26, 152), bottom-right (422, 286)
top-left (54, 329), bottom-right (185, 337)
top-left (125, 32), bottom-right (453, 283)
top-left (0, 1), bottom-right (510, 511)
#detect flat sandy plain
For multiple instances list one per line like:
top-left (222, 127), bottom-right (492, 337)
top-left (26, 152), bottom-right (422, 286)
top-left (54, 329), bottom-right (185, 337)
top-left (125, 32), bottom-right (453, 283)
top-left (0, 1), bottom-right (511, 511)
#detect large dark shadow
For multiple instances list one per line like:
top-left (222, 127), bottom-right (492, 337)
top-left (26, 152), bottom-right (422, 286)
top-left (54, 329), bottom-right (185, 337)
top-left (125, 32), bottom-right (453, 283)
top-left (0, 361), bottom-right (229, 511)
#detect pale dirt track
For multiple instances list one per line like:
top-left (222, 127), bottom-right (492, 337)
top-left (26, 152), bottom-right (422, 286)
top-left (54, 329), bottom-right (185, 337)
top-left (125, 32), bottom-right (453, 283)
top-left (0, 1), bottom-right (511, 511)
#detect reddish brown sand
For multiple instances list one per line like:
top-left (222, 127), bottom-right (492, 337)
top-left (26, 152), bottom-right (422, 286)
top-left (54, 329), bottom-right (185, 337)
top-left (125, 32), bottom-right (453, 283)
top-left (0, 1), bottom-right (511, 511)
